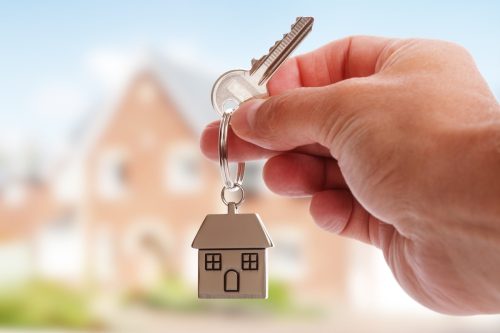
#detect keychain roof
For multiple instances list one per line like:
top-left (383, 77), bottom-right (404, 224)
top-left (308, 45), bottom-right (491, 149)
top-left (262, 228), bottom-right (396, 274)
top-left (192, 207), bottom-right (273, 250)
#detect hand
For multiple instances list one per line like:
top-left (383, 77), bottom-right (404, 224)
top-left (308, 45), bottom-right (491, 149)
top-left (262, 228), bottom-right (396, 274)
top-left (200, 36), bottom-right (500, 315)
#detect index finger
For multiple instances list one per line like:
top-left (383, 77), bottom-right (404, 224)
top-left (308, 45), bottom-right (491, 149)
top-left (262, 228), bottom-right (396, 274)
top-left (268, 35), bottom-right (396, 95)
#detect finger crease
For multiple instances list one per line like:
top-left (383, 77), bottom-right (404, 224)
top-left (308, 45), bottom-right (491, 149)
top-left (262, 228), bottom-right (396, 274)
top-left (342, 36), bottom-right (353, 79)
top-left (337, 193), bottom-right (355, 236)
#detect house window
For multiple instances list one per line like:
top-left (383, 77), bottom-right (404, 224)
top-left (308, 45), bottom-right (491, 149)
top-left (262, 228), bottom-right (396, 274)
top-left (37, 211), bottom-right (85, 279)
top-left (242, 253), bottom-right (258, 270)
top-left (165, 144), bottom-right (201, 193)
top-left (205, 253), bottom-right (221, 271)
top-left (243, 162), bottom-right (267, 196)
top-left (97, 149), bottom-right (128, 200)
top-left (271, 228), bottom-right (304, 280)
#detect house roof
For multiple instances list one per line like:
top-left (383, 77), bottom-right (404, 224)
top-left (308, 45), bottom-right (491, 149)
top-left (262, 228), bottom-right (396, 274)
top-left (47, 50), bottom-right (217, 193)
top-left (192, 212), bottom-right (273, 249)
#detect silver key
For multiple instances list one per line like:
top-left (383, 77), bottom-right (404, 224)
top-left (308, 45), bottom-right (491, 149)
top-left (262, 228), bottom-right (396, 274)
top-left (211, 16), bottom-right (314, 115)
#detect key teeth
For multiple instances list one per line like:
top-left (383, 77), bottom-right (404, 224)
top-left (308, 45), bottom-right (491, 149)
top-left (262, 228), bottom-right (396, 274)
top-left (250, 16), bottom-right (314, 77)
top-left (292, 16), bottom-right (310, 29)
top-left (251, 55), bottom-right (266, 70)
top-left (267, 42), bottom-right (275, 53)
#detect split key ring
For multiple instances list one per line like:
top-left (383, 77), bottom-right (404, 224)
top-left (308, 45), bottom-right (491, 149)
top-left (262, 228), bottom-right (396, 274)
top-left (218, 110), bottom-right (245, 191)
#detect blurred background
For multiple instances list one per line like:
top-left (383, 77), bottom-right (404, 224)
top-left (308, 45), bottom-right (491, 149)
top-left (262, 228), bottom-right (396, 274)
top-left (0, 1), bottom-right (499, 332)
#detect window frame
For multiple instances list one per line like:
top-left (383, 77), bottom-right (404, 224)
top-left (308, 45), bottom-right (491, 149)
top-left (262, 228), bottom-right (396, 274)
top-left (241, 252), bottom-right (259, 271)
top-left (96, 148), bottom-right (128, 200)
top-left (205, 253), bottom-right (222, 271)
top-left (165, 143), bottom-right (202, 194)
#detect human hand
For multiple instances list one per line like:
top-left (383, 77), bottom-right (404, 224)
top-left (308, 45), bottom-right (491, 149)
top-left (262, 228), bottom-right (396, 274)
top-left (200, 36), bottom-right (500, 314)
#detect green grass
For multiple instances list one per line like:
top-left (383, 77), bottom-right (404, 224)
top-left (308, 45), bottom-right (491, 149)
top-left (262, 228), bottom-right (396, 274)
top-left (127, 276), bottom-right (205, 312)
top-left (0, 280), bottom-right (100, 329)
top-left (131, 277), bottom-right (322, 317)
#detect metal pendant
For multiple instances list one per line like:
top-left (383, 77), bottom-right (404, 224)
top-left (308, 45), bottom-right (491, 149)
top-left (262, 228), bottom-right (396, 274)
top-left (192, 202), bottom-right (273, 299)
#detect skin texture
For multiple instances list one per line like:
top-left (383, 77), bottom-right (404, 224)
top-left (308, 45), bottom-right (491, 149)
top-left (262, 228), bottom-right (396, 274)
top-left (200, 36), bottom-right (500, 315)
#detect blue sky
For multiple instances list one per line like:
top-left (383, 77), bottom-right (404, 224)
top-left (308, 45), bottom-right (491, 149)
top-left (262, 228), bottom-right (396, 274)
top-left (0, 0), bottom-right (499, 160)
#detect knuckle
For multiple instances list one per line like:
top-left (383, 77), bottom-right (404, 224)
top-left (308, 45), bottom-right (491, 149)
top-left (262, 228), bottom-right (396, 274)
top-left (440, 40), bottom-right (470, 55)
top-left (431, 40), bottom-right (473, 63)
top-left (416, 39), bottom-right (473, 66)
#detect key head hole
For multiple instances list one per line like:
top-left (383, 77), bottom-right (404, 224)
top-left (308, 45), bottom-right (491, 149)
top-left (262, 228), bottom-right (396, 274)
top-left (222, 99), bottom-right (239, 113)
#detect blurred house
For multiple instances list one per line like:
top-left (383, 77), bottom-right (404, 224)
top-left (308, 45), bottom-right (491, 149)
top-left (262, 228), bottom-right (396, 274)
top-left (0, 58), bottom-right (349, 304)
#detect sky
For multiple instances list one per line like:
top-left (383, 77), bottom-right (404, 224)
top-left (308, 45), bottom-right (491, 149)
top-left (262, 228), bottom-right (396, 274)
top-left (0, 0), bottom-right (499, 166)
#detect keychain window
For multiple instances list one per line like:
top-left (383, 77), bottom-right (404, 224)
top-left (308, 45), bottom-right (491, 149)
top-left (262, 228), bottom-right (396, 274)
top-left (242, 253), bottom-right (259, 270)
top-left (205, 253), bottom-right (222, 271)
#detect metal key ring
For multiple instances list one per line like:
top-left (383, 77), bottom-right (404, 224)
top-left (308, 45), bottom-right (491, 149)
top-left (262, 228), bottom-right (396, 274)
top-left (218, 110), bottom-right (245, 190)
top-left (221, 184), bottom-right (245, 208)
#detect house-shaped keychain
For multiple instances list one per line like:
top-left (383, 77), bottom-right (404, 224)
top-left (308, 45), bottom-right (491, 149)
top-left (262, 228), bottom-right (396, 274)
top-left (192, 203), bottom-right (273, 298)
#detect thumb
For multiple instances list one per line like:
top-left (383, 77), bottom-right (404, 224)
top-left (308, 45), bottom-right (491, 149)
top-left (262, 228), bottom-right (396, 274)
top-left (230, 83), bottom-right (355, 154)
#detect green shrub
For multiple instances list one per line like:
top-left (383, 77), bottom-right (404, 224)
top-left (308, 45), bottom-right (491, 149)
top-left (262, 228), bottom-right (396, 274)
top-left (129, 276), bottom-right (204, 312)
top-left (0, 280), bottom-right (99, 329)
top-left (131, 277), bottom-right (318, 316)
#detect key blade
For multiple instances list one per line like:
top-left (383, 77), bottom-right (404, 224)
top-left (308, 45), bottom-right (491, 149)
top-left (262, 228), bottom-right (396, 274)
top-left (250, 16), bottom-right (314, 85)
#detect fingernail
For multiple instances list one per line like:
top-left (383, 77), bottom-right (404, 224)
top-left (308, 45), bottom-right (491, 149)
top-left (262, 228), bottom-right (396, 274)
top-left (231, 98), bottom-right (265, 134)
